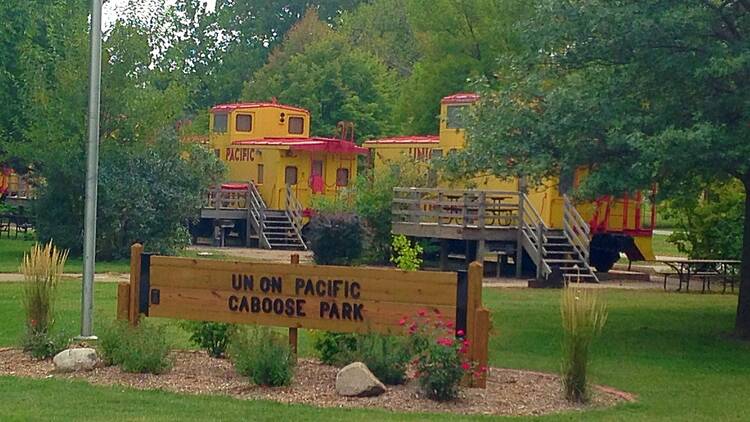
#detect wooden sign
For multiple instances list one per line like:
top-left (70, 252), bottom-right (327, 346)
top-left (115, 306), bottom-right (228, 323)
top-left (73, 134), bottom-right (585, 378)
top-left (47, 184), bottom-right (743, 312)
top-left (145, 255), bottom-right (458, 333)
top-left (117, 244), bottom-right (489, 387)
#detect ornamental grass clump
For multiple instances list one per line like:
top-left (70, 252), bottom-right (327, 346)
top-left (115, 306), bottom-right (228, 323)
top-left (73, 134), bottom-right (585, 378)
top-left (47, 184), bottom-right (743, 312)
top-left (230, 326), bottom-right (294, 387)
top-left (403, 310), bottom-right (484, 401)
top-left (560, 282), bottom-right (608, 403)
top-left (98, 320), bottom-right (173, 374)
top-left (21, 241), bottom-right (70, 358)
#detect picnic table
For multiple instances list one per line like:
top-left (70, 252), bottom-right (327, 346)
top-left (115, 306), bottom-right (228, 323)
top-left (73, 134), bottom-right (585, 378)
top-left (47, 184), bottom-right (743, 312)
top-left (655, 259), bottom-right (740, 293)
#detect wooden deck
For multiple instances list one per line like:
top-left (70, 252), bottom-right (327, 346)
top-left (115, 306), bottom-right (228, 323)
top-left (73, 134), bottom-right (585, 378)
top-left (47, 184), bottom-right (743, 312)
top-left (391, 188), bottom-right (522, 241)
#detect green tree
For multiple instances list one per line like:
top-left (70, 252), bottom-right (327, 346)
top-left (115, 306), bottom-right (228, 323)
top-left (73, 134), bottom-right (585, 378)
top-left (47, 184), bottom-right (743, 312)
top-left (7, 2), bottom-right (222, 258)
top-left (339, 0), bottom-right (421, 78)
top-left (161, 0), bottom-right (365, 110)
top-left (395, 0), bottom-right (531, 134)
top-left (457, 1), bottom-right (750, 338)
top-left (243, 9), bottom-right (397, 140)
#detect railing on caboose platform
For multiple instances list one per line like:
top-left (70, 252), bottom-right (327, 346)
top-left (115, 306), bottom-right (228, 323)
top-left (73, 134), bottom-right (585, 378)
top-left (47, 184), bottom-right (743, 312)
top-left (391, 188), bottom-right (521, 229)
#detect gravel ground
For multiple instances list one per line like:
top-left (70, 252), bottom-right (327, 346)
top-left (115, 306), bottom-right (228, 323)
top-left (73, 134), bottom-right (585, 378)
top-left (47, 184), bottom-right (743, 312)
top-left (0, 348), bottom-right (632, 417)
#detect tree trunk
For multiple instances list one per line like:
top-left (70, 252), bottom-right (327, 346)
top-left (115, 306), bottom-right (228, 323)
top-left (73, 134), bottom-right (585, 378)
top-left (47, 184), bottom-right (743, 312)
top-left (735, 178), bottom-right (750, 339)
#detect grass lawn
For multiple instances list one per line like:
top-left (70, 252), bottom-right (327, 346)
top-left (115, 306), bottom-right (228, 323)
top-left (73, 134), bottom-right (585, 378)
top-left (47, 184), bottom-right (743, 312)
top-left (650, 233), bottom-right (684, 258)
top-left (0, 238), bottom-right (130, 273)
top-left (1, 283), bottom-right (748, 420)
top-left (0, 238), bottom-right (248, 274)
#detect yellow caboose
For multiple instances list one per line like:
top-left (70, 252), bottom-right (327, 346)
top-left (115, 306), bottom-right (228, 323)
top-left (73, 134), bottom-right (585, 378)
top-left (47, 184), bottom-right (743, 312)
top-left (200, 101), bottom-right (367, 249)
top-left (366, 93), bottom-right (655, 279)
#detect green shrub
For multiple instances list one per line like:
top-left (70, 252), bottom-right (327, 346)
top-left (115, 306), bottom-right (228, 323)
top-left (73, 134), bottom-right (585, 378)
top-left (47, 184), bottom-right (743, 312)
top-left (22, 330), bottom-right (69, 359)
top-left (307, 213), bottom-right (363, 265)
top-left (230, 327), bottom-right (294, 386)
top-left (34, 132), bottom-right (224, 259)
top-left (560, 283), bottom-right (607, 403)
top-left (354, 165), bottom-right (429, 264)
top-left (666, 182), bottom-right (744, 259)
top-left (312, 331), bottom-right (358, 366)
top-left (98, 320), bottom-right (172, 374)
top-left (354, 333), bottom-right (411, 385)
top-left (390, 234), bottom-right (423, 271)
top-left (179, 321), bottom-right (234, 358)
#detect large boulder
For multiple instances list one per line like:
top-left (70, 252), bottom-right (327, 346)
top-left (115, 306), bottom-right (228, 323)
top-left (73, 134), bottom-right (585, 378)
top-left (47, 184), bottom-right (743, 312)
top-left (53, 348), bottom-right (99, 372)
top-left (335, 362), bottom-right (386, 397)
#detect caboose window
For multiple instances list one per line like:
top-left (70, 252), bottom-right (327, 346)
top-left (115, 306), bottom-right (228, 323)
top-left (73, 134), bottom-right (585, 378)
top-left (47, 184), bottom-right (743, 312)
top-left (285, 166), bottom-right (298, 185)
top-left (213, 113), bottom-right (228, 133)
top-left (336, 168), bottom-right (349, 186)
top-left (288, 116), bottom-right (304, 134)
top-left (236, 114), bottom-right (252, 132)
top-left (446, 105), bottom-right (467, 129)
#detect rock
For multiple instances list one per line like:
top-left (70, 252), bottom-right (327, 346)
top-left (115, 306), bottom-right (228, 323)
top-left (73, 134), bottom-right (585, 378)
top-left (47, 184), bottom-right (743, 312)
top-left (335, 362), bottom-right (386, 397)
top-left (53, 348), bottom-right (99, 372)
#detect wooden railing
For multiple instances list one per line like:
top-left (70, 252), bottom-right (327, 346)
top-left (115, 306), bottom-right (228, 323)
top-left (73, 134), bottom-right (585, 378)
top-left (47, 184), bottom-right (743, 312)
top-left (204, 183), bottom-right (249, 210)
top-left (284, 185), bottom-right (307, 249)
top-left (562, 194), bottom-right (597, 281)
top-left (518, 193), bottom-right (551, 279)
top-left (248, 183), bottom-right (270, 249)
top-left (392, 188), bottom-right (520, 228)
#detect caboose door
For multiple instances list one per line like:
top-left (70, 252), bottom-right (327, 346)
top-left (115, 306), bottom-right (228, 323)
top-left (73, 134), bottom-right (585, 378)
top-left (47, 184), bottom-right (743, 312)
top-left (310, 159), bottom-right (325, 194)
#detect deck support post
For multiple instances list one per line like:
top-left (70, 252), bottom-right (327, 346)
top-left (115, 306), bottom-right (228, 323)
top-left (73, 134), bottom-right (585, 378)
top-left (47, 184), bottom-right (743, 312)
top-left (536, 222), bottom-right (544, 280)
top-left (516, 193), bottom-right (525, 278)
top-left (440, 239), bottom-right (449, 271)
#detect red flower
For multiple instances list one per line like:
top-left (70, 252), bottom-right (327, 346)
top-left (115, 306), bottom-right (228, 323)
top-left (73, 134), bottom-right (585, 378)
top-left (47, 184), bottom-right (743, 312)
top-left (446, 321), bottom-right (454, 329)
top-left (437, 337), bottom-right (454, 346)
top-left (399, 318), bottom-right (406, 326)
top-left (418, 309), bottom-right (427, 317)
top-left (456, 329), bottom-right (465, 337)
top-left (434, 308), bottom-right (441, 315)
top-left (461, 362), bottom-right (471, 371)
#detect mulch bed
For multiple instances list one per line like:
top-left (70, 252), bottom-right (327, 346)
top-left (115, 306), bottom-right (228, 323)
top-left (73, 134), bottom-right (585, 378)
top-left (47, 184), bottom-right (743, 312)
top-left (0, 348), bottom-right (634, 416)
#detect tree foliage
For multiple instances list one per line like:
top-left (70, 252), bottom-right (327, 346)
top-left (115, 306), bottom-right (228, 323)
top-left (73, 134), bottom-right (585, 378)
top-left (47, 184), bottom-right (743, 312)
top-left (668, 182), bottom-right (744, 260)
top-left (456, 1), bottom-right (750, 337)
top-left (243, 9), bottom-right (397, 140)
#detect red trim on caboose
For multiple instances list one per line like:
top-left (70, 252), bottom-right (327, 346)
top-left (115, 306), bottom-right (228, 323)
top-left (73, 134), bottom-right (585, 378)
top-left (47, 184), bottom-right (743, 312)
top-left (232, 137), bottom-right (368, 155)
top-left (363, 135), bottom-right (439, 145)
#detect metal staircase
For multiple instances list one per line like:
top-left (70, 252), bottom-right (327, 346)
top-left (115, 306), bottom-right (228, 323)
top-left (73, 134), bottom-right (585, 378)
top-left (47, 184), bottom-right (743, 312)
top-left (518, 193), bottom-right (598, 283)
top-left (246, 184), bottom-right (307, 250)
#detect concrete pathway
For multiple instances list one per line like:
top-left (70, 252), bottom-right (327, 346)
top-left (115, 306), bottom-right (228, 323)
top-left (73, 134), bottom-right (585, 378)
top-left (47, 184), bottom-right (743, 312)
top-left (0, 272), bottom-right (128, 283)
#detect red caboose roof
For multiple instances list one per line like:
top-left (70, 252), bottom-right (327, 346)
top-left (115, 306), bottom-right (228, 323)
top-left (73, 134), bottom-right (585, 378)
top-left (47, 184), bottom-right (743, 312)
top-left (441, 92), bottom-right (480, 104)
top-left (211, 102), bottom-right (309, 114)
top-left (232, 137), bottom-right (368, 155)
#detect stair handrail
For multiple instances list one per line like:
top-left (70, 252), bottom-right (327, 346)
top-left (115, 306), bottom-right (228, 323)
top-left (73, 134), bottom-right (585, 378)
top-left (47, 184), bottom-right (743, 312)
top-left (284, 185), bottom-right (307, 250)
top-left (519, 193), bottom-right (552, 277)
top-left (562, 194), bottom-right (598, 282)
top-left (247, 182), bottom-right (270, 248)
